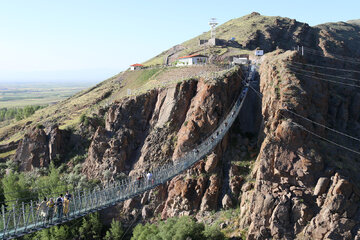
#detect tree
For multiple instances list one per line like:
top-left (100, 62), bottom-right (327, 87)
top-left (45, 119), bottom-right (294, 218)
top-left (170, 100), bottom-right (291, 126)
top-left (78, 213), bottom-right (103, 239)
top-left (131, 223), bottom-right (159, 240)
top-left (171, 216), bottom-right (205, 240)
top-left (35, 162), bottom-right (67, 198)
top-left (2, 171), bottom-right (34, 204)
top-left (104, 219), bottom-right (124, 240)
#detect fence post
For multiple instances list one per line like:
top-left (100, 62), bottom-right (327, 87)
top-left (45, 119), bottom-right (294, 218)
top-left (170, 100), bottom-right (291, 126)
top-left (24, 201), bottom-right (32, 232)
top-left (22, 202), bottom-right (25, 229)
top-left (2, 205), bottom-right (5, 234)
top-left (78, 190), bottom-right (82, 214)
top-left (13, 204), bottom-right (18, 235)
top-left (72, 192), bottom-right (77, 217)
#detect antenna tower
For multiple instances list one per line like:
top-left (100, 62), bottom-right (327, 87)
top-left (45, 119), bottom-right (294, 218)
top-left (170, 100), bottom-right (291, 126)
top-left (209, 18), bottom-right (218, 39)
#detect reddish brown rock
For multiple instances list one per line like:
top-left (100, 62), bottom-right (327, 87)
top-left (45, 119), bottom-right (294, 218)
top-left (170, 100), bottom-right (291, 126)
top-left (14, 125), bottom-right (68, 171)
top-left (200, 174), bottom-right (221, 211)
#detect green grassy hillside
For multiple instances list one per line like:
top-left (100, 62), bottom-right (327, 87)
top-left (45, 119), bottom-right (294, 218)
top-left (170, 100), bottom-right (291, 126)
top-left (0, 65), bottom-right (224, 144)
top-left (2, 13), bottom-right (360, 144)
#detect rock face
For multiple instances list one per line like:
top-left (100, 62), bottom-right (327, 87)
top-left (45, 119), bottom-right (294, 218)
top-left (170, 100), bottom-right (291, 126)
top-left (0, 141), bottom-right (19, 154)
top-left (241, 50), bottom-right (360, 239)
top-left (10, 13), bottom-right (360, 239)
top-left (14, 126), bottom-right (69, 171)
top-left (82, 69), bottom-right (247, 218)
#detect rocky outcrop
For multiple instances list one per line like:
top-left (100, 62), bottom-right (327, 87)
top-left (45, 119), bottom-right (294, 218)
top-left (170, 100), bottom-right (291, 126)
top-left (82, 69), bottom-right (249, 220)
top-left (0, 140), bottom-right (19, 154)
top-left (303, 173), bottom-right (360, 239)
top-left (83, 69), bottom-right (242, 180)
top-left (241, 50), bottom-right (360, 239)
top-left (14, 125), bottom-right (69, 171)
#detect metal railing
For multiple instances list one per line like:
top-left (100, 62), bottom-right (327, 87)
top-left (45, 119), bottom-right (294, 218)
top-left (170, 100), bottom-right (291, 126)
top-left (0, 66), bottom-right (256, 239)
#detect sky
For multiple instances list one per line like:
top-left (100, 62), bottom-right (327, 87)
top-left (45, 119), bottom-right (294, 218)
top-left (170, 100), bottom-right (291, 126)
top-left (0, 0), bottom-right (359, 83)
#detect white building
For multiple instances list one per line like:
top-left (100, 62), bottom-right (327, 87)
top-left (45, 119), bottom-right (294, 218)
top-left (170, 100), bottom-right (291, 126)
top-left (232, 57), bottom-right (249, 65)
top-left (130, 63), bottom-right (144, 70)
top-left (254, 50), bottom-right (264, 56)
top-left (177, 54), bottom-right (208, 66)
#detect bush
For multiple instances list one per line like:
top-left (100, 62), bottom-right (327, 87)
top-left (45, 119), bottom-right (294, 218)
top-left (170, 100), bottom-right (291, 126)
top-left (131, 216), bottom-right (225, 240)
top-left (0, 105), bottom-right (45, 122)
top-left (2, 171), bottom-right (36, 204)
top-left (132, 223), bottom-right (159, 240)
top-left (104, 219), bottom-right (123, 240)
top-left (79, 213), bottom-right (103, 240)
top-left (203, 226), bottom-right (226, 240)
top-left (80, 113), bottom-right (90, 127)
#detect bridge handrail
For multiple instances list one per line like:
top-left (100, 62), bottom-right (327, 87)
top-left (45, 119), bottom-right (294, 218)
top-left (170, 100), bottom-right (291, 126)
top-left (0, 65), bottom-right (256, 239)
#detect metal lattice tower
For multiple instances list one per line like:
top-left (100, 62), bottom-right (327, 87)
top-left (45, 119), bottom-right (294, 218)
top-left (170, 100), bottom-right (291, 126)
top-left (209, 18), bottom-right (218, 39)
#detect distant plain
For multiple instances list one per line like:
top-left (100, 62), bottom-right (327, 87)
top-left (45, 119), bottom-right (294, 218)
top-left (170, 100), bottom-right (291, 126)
top-left (0, 81), bottom-right (97, 108)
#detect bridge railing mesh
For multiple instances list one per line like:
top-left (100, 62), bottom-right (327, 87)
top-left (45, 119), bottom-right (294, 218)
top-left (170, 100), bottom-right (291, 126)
top-left (0, 65), bottom-right (256, 239)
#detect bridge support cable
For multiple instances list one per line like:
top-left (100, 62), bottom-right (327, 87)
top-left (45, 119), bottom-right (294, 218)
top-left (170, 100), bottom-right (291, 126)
top-left (247, 84), bottom-right (360, 156)
top-left (293, 46), bottom-right (360, 65)
top-left (0, 66), bottom-right (255, 239)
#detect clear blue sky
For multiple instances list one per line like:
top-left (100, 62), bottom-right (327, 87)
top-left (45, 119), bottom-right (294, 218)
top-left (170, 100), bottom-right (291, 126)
top-left (0, 0), bottom-right (359, 83)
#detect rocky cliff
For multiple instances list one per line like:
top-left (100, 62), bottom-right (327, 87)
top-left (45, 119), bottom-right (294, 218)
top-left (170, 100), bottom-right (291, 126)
top-left (81, 68), bottom-right (258, 220)
top-left (237, 50), bottom-right (360, 240)
top-left (14, 125), bottom-right (72, 171)
top-left (6, 13), bottom-right (360, 240)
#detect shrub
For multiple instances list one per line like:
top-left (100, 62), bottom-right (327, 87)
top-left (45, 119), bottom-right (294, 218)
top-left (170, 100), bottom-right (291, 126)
top-left (203, 226), bottom-right (226, 240)
top-left (104, 219), bottom-right (124, 240)
top-left (131, 216), bottom-right (225, 240)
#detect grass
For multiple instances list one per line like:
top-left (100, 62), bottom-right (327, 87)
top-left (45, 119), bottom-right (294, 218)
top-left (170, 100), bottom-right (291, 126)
top-left (142, 13), bottom-right (286, 67)
top-left (0, 74), bottom-right (123, 143)
top-left (0, 65), bottom-right (231, 144)
top-left (0, 149), bottom-right (16, 158)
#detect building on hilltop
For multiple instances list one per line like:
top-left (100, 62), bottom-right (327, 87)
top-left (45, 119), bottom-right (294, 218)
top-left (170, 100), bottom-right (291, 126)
top-left (130, 63), bottom-right (144, 70)
top-left (231, 54), bottom-right (249, 65)
top-left (232, 57), bottom-right (249, 65)
top-left (177, 54), bottom-right (208, 66)
top-left (254, 50), bottom-right (264, 56)
top-left (198, 37), bottom-right (221, 46)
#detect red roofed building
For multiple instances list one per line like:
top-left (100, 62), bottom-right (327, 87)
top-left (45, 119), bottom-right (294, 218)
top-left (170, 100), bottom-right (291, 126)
top-left (177, 54), bottom-right (208, 66)
top-left (130, 63), bottom-right (144, 71)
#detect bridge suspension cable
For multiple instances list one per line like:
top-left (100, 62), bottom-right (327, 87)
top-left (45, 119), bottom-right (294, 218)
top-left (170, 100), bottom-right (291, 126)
top-left (247, 85), bottom-right (360, 155)
top-left (287, 64), bottom-right (360, 83)
top-left (0, 66), bottom-right (252, 239)
top-left (291, 61), bottom-right (360, 74)
top-left (1, 66), bottom-right (243, 205)
top-left (300, 47), bottom-right (360, 65)
top-left (290, 71), bottom-right (360, 88)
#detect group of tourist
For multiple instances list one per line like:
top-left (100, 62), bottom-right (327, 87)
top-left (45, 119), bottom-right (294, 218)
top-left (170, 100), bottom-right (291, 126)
top-left (135, 172), bottom-right (154, 188)
top-left (37, 191), bottom-right (72, 224)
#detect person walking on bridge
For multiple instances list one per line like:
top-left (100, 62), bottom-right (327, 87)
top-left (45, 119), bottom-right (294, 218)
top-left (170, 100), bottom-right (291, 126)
top-left (146, 172), bottom-right (153, 184)
top-left (46, 198), bottom-right (55, 224)
top-left (63, 195), bottom-right (70, 218)
top-left (56, 194), bottom-right (64, 221)
top-left (64, 191), bottom-right (72, 216)
top-left (65, 191), bottom-right (72, 201)
top-left (37, 197), bottom-right (48, 224)
top-left (137, 174), bottom-right (143, 188)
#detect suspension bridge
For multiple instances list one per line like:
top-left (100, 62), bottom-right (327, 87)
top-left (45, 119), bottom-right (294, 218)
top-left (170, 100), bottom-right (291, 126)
top-left (0, 65), bottom-right (257, 239)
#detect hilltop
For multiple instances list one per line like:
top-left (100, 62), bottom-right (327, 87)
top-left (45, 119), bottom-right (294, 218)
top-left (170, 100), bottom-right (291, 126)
top-left (144, 12), bottom-right (360, 66)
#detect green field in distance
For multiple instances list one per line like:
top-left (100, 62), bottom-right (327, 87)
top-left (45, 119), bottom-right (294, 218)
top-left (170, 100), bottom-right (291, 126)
top-left (0, 81), bottom-right (96, 108)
